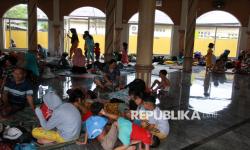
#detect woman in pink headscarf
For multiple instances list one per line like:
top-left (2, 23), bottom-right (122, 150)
top-left (71, 48), bottom-right (87, 73)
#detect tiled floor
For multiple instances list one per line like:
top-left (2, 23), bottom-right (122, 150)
top-left (4, 65), bottom-right (250, 150)
top-left (40, 66), bottom-right (250, 149)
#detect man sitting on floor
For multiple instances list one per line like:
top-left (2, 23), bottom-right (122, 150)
top-left (0, 67), bottom-right (34, 117)
top-left (94, 59), bottom-right (121, 91)
top-left (142, 94), bottom-right (170, 140)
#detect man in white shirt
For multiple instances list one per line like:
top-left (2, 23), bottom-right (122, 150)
top-left (142, 95), bottom-right (169, 140)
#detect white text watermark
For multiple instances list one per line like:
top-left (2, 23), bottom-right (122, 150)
top-left (130, 110), bottom-right (217, 120)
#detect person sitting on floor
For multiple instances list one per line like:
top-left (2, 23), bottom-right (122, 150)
top-left (32, 91), bottom-right (81, 144)
top-left (90, 100), bottom-right (129, 119)
top-left (85, 115), bottom-right (118, 150)
top-left (127, 79), bottom-right (147, 111)
top-left (67, 88), bottom-right (92, 122)
top-left (129, 91), bottom-right (145, 112)
top-left (78, 102), bottom-right (119, 150)
top-left (37, 44), bottom-right (47, 59)
top-left (1, 55), bottom-right (17, 80)
top-left (24, 50), bottom-right (40, 77)
top-left (151, 70), bottom-right (170, 92)
top-left (212, 59), bottom-right (226, 73)
top-left (100, 109), bottom-right (160, 150)
top-left (94, 59), bottom-right (121, 90)
top-left (243, 53), bottom-right (250, 73)
top-left (219, 49), bottom-right (230, 61)
top-left (239, 50), bottom-right (247, 62)
top-left (142, 94), bottom-right (169, 140)
top-left (71, 48), bottom-right (87, 74)
top-left (0, 67), bottom-right (34, 117)
top-left (233, 55), bottom-right (243, 73)
top-left (127, 91), bottom-right (147, 125)
top-left (58, 52), bottom-right (70, 69)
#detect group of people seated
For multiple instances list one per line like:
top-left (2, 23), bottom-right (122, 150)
top-left (192, 43), bottom-right (250, 74)
top-left (0, 49), bottom-right (40, 84)
top-left (61, 28), bottom-right (130, 74)
top-left (233, 50), bottom-right (250, 74)
top-left (0, 44), bottom-right (171, 149)
top-left (0, 68), bottom-right (170, 150)
top-left (30, 78), bottom-right (169, 150)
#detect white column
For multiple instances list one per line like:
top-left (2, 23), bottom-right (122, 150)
top-left (183, 0), bottom-right (198, 72)
top-left (48, 20), bottom-right (54, 55)
top-left (48, 0), bottom-right (63, 56)
top-left (28, 0), bottom-right (38, 51)
top-left (170, 0), bottom-right (188, 57)
top-left (59, 21), bottom-right (64, 56)
top-left (136, 0), bottom-right (155, 87)
top-left (170, 25), bottom-right (180, 56)
top-left (180, 0), bottom-right (188, 28)
top-left (114, 0), bottom-right (123, 51)
top-left (121, 23), bottom-right (129, 45)
top-left (179, 72), bottom-right (191, 108)
top-left (237, 27), bottom-right (248, 57)
top-left (246, 16), bottom-right (250, 53)
top-left (104, 0), bottom-right (116, 62)
top-left (0, 18), bottom-right (4, 50)
top-left (54, 0), bottom-right (60, 56)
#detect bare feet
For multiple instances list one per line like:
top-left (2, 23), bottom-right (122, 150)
top-left (37, 139), bottom-right (55, 145)
top-left (127, 145), bottom-right (136, 150)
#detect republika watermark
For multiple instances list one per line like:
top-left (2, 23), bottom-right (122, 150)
top-left (130, 110), bottom-right (217, 120)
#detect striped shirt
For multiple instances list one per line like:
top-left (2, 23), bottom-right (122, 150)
top-left (4, 79), bottom-right (33, 105)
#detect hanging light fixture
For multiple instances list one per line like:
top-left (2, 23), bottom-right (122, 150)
top-left (212, 0), bottom-right (225, 9)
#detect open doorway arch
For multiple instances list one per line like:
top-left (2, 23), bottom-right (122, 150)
top-left (194, 10), bottom-right (241, 57)
top-left (64, 7), bottom-right (106, 54)
top-left (3, 4), bottom-right (48, 50)
top-left (128, 10), bottom-right (174, 55)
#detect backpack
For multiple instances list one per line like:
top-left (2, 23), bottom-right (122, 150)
top-left (14, 143), bottom-right (37, 150)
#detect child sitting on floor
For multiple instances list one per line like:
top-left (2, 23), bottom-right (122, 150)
top-left (79, 102), bottom-right (119, 150)
top-left (212, 59), bottom-right (226, 73)
top-left (142, 94), bottom-right (169, 140)
top-left (67, 89), bottom-right (92, 122)
top-left (151, 70), bottom-right (170, 92)
top-left (58, 52), bottom-right (70, 69)
top-left (100, 109), bottom-right (160, 149)
top-left (128, 91), bottom-right (145, 112)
